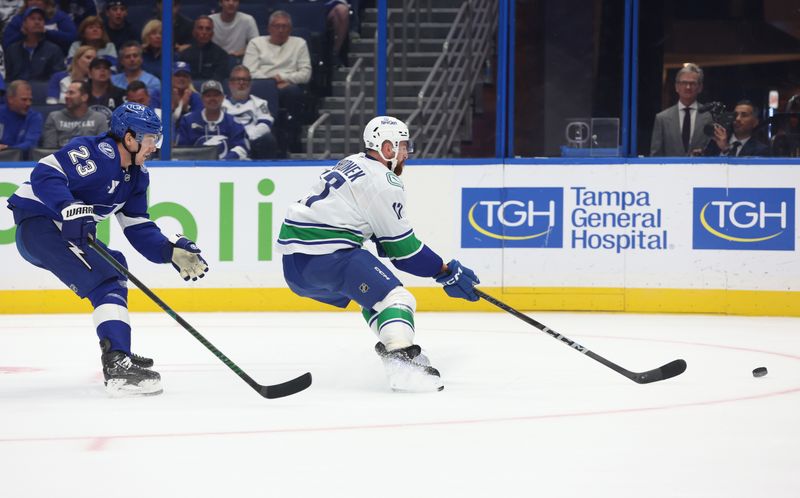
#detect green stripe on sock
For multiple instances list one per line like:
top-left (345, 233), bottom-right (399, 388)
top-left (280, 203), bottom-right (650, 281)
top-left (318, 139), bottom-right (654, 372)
top-left (376, 306), bottom-right (415, 331)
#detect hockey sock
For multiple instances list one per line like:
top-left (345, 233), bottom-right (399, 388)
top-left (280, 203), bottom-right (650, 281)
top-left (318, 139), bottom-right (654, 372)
top-left (89, 281), bottom-right (131, 354)
top-left (362, 287), bottom-right (416, 350)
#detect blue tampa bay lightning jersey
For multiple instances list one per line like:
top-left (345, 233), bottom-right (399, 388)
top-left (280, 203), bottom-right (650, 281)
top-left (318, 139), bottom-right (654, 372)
top-left (7, 135), bottom-right (173, 264)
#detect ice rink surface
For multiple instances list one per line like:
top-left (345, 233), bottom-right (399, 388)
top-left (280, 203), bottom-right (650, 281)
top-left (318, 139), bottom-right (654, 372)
top-left (1, 310), bottom-right (799, 498)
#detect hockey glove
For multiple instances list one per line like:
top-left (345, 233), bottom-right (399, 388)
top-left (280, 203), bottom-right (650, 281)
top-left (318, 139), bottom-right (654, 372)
top-left (60, 203), bottom-right (96, 247)
top-left (435, 259), bottom-right (480, 302)
top-left (170, 235), bottom-right (209, 281)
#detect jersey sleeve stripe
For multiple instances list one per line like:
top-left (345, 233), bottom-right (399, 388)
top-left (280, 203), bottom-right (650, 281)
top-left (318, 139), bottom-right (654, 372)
top-left (380, 232), bottom-right (423, 259)
top-left (284, 218), bottom-right (363, 235)
top-left (116, 212), bottom-right (153, 229)
top-left (38, 154), bottom-right (66, 176)
top-left (279, 223), bottom-right (364, 244)
top-left (375, 229), bottom-right (413, 242)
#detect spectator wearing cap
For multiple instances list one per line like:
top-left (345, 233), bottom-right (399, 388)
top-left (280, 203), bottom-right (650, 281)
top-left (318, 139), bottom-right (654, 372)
top-left (209, 0), bottom-right (259, 61)
top-left (243, 10), bottom-right (310, 152)
top-left (4, 6), bottom-right (66, 82)
top-left (0, 80), bottom-right (43, 159)
top-left (46, 43), bottom-right (95, 103)
top-left (176, 79), bottom-right (249, 160)
top-left (87, 56), bottom-right (125, 110)
top-left (126, 80), bottom-right (161, 119)
top-left (178, 16), bottom-right (230, 82)
top-left (171, 61), bottom-right (201, 120)
top-left (2, 0), bottom-right (78, 55)
top-left (103, 0), bottom-right (139, 53)
top-left (67, 15), bottom-right (117, 69)
top-left (141, 19), bottom-right (162, 77)
top-left (223, 65), bottom-right (278, 159)
top-left (111, 40), bottom-right (161, 98)
top-left (42, 79), bottom-right (108, 147)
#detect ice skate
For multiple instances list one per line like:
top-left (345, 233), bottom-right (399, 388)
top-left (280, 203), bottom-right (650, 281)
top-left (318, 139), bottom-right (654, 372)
top-left (375, 342), bottom-right (444, 392)
top-left (100, 340), bottom-right (162, 397)
top-left (130, 352), bottom-right (154, 368)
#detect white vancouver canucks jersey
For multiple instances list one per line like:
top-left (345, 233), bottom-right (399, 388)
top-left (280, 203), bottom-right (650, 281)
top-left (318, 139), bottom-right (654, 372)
top-left (277, 153), bottom-right (424, 261)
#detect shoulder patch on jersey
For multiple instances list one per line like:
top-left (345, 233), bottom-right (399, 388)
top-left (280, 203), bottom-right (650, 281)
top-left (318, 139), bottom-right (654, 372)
top-left (98, 141), bottom-right (116, 159)
top-left (140, 163), bottom-right (148, 174)
top-left (386, 172), bottom-right (404, 189)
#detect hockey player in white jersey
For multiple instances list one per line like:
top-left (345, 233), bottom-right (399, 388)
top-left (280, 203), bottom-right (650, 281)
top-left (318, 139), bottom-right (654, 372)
top-left (277, 116), bottom-right (480, 391)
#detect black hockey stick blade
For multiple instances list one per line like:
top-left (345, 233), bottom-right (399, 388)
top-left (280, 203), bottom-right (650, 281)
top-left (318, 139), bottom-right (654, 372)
top-left (475, 288), bottom-right (687, 385)
top-left (259, 372), bottom-right (313, 399)
top-left (88, 237), bottom-right (312, 399)
top-left (631, 359), bottom-right (687, 384)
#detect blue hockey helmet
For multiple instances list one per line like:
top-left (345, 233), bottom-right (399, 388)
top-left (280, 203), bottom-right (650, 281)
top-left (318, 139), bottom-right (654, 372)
top-left (110, 102), bottom-right (162, 144)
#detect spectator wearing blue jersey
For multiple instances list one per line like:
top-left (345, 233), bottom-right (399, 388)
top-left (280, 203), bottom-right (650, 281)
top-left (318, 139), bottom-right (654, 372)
top-left (46, 43), bottom-right (94, 103)
top-left (2, 0), bottom-right (78, 55)
top-left (4, 6), bottom-right (66, 82)
top-left (176, 79), bottom-right (249, 160)
top-left (6, 102), bottom-right (208, 397)
top-left (0, 80), bottom-right (43, 158)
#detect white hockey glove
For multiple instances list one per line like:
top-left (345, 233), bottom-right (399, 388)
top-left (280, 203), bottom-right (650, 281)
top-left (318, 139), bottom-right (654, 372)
top-left (169, 234), bottom-right (209, 281)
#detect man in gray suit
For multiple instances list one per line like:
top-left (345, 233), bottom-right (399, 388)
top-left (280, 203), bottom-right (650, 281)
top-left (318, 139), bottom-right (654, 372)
top-left (650, 63), bottom-right (713, 156)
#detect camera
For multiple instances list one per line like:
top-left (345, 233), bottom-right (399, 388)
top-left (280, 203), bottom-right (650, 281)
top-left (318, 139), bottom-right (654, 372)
top-left (701, 102), bottom-right (736, 136)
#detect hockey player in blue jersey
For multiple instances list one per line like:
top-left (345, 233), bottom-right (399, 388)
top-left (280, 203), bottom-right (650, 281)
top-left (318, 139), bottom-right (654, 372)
top-left (276, 116), bottom-right (480, 392)
top-left (6, 102), bottom-right (209, 397)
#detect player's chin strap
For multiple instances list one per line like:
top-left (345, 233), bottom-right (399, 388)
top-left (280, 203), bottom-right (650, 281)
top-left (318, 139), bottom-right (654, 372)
top-left (122, 132), bottom-right (143, 169)
top-left (378, 144), bottom-right (398, 172)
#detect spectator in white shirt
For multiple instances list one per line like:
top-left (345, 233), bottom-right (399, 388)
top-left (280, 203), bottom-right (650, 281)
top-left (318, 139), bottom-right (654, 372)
top-left (223, 64), bottom-right (278, 159)
top-left (209, 0), bottom-right (258, 62)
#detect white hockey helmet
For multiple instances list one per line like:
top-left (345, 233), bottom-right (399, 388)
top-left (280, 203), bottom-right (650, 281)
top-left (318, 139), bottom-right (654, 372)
top-left (363, 116), bottom-right (414, 171)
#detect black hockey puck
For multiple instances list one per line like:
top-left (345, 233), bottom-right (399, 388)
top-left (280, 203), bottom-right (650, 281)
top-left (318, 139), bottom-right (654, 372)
top-left (752, 367), bottom-right (768, 378)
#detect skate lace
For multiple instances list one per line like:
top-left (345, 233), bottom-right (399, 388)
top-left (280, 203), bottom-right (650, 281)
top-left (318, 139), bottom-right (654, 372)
top-left (117, 356), bottom-right (133, 369)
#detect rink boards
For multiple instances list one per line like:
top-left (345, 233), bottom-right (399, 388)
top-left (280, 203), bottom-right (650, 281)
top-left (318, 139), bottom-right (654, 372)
top-left (0, 161), bottom-right (798, 316)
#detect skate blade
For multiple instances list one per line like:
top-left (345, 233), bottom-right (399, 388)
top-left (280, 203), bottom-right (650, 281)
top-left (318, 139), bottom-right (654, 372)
top-left (105, 379), bottom-right (164, 398)
top-left (383, 359), bottom-right (444, 392)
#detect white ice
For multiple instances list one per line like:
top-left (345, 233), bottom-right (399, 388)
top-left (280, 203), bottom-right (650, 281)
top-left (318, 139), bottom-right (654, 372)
top-left (1, 311), bottom-right (799, 498)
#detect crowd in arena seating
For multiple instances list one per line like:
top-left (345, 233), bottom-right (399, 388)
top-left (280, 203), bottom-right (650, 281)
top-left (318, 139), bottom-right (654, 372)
top-left (0, 0), bottom-right (365, 160)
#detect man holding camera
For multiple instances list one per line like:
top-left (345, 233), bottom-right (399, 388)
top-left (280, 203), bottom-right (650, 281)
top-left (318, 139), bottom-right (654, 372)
top-left (650, 63), bottom-right (714, 156)
top-left (704, 100), bottom-right (770, 157)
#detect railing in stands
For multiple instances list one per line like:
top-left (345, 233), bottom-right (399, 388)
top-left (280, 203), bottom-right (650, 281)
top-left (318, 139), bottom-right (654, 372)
top-left (306, 112), bottom-right (332, 159)
top-left (406, 0), bottom-right (497, 157)
top-left (344, 57), bottom-right (367, 156)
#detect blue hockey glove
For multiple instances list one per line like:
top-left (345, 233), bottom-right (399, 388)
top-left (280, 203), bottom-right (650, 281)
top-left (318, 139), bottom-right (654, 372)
top-left (169, 235), bottom-right (209, 281)
top-left (435, 259), bottom-right (480, 301)
top-left (60, 203), bottom-right (96, 247)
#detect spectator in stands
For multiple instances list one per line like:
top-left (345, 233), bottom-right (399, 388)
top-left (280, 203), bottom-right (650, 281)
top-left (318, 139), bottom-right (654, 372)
top-left (103, 0), bottom-right (138, 52)
top-left (46, 43), bottom-right (94, 103)
top-left (178, 16), bottom-right (230, 82)
top-left (4, 6), bottom-right (66, 82)
top-left (155, 0), bottom-right (193, 52)
top-left (244, 10), bottom-right (311, 152)
top-left (176, 79), bottom-right (248, 160)
top-left (327, 0), bottom-right (350, 67)
top-left (2, 0), bottom-right (77, 55)
top-left (141, 19), bottom-right (162, 77)
top-left (112, 40), bottom-right (161, 98)
top-left (57, 0), bottom-right (96, 27)
top-left (0, 80), bottom-right (43, 158)
top-left (126, 80), bottom-right (161, 118)
top-left (87, 56), bottom-right (125, 110)
top-left (224, 64), bottom-right (278, 159)
top-left (42, 80), bottom-right (107, 147)
top-left (0, 43), bottom-right (5, 86)
top-left (650, 63), bottom-right (713, 156)
top-left (67, 15), bottom-right (117, 68)
top-left (171, 60), bottom-right (201, 120)
top-left (209, 0), bottom-right (258, 62)
top-left (704, 100), bottom-right (770, 157)
top-left (771, 94), bottom-right (800, 157)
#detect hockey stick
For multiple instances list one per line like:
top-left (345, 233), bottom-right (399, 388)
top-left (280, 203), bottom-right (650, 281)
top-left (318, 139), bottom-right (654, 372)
top-left (474, 289), bottom-right (686, 384)
top-left (88, 238), bottom-right (312, 399)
